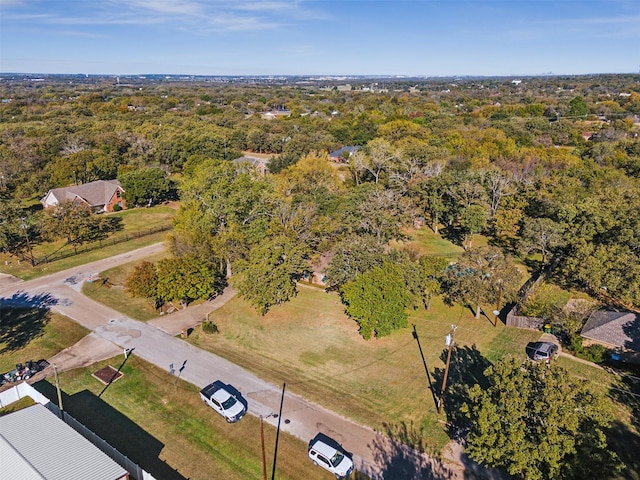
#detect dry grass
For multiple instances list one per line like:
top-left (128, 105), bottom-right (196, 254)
top-left (50, 356), bottom-right (330, 480)
top-left (190, 285), bottom-right (543, 453)
top-left (0, 312), bottom-right (89, 372)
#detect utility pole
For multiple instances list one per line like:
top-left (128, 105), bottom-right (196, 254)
top-left (53, 364), bottom-right (63, 412)
top-left (261, 415), bottom-right (267, 480)
top-left (20, 217), bottom-right (35, 267)
top-left (438, 325), bottom-right (457, 414)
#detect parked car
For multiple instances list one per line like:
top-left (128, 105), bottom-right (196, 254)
top-left (308, 433), bottom-right (354, 478)
top-left (526, 341), bottom-right (559, 362)
top-left (199, 380), bottom-right (247, 423)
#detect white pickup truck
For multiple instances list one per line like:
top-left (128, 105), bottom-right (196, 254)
top-left (199, 380), bottom-right (247, 423)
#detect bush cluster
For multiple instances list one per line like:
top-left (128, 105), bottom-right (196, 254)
top-left (201, 321), bottom-right (219, 334)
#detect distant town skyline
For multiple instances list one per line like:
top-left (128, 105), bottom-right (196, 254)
top-left (1, 0), bottom-right (639, 77)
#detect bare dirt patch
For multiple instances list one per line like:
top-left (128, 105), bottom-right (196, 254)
top-left (92, 365), bottom-right (124, 385)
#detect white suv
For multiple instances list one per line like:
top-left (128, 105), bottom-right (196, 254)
top-left (308, 433), bottom-right (354, 478)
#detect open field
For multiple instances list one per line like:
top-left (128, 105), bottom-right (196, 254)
top-left (0, 205), bottom-right (175, 280)
top-left (191, 286), bottom-right (543, 454)
top-left (30, 355), bottom-right (334, 480)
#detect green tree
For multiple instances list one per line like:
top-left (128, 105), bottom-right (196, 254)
top-left (443, 246), bottom-right (522, 319)
top-left (125, 261), bottom-right (160, 307)
top-left (173, 159), bottom-right (270, 275)
top-left (156, 256), bottom-right (223, 308)
top-left (41, 201), bottom-right (101, 253)
top-left (462, 357), bottom-right (621, 480)
top-left (233, 235), bottom-right (308, 314)
top-left (567, 95), bottom-right (589, 118)
top-left (119, 167), bottom-right (171, 206)
top-left (419, 255), bottom-right (450, 310)
top-left (341, 261), bottom-right (410, 339)
top-left (459, 205), bottom-right (488, 249)
top-left (0, 200), bottom-right (34, 262)
top-left (324, 234), bottom-right (385, 290)
top-left (519, 217), bottom-right (564, 264)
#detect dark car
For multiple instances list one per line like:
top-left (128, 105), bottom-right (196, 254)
top-left (526, 341), bottom-right (559, 362)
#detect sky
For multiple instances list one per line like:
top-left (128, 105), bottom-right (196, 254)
top-left (1, 0), bottom-right (639, 77)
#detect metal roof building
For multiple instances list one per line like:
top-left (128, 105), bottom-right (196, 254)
top-left (0, 403), bottom-right (129, 480)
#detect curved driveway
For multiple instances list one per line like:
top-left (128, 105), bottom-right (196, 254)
top-left (0, 244), bottom-right (483, 480)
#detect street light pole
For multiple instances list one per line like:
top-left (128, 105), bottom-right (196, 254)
top-left (492, 279), bottom-right (503, 327)
top-left (438, 325), bottom-right (457, 414)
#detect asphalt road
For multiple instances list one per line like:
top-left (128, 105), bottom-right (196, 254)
top-left (0, 243), bottom-right (487, 480)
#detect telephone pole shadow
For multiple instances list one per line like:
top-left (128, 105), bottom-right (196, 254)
top-left (412, 325), bottom-right (438, 410)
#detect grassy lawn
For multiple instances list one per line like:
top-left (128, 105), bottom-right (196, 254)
top-left (190, 286), bottom-right (544, 455)
top-left (0, 310), bottom-right (89, 372)
top-left (0, 205), bottom-right (175, 281)
top-left (39, 225), bottom-right (640, 475)
top-left (391, 227), bottom-right (465, 259)
top-left (82, 251), bottom-right (169, 321)
top-left (30, 355), bottom-right (334, 480)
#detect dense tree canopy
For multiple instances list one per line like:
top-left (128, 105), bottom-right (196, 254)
top-left (233, 234), bottom-right (308, 314)
top-left (341, 261), bottom-right (411, 339)
top-left (119, 167), bottom-right (172, 206)
top-left (2, 74), bottom-right (640, 314)
top-left (443, 246), bottom-right (522, 319)
top-left (463, 357), bottom-right (621, 479)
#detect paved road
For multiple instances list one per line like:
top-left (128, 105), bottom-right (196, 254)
top-left (0, 244), bottom-right (488, 479)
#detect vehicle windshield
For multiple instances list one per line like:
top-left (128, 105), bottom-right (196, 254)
top-left (330, 451), bottom-right (345, 467)
top-left (221, 396), bottom-right (237, 410)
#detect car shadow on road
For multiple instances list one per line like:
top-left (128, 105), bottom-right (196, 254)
top-left (32, 380), bottom-right (188, 480)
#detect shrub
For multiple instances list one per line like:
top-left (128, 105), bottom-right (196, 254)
top-left (519, 281), bottom-right (570, 318)
top-left (568, 335), bottom-right (609, 363)
top-left (202, 321), bottom-right (219, 334)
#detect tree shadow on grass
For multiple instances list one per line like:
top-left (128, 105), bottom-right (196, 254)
top-left (32, 381), bottom-right (187, 480)
top-left (432, 345), bottom-right (491, 435)
top-left (608, 373), bottom-right (640, 479)
top-left (0, 291), bottom-right (58, 353)
top-left (364, 429), bottom-right (457, 480)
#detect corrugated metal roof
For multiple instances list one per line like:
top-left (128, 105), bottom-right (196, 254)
top-left (0, 434), bottom-right (46, 480)
top-left (0, 403), bottom-right (128, 480)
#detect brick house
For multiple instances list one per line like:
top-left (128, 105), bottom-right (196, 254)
top-left (41, 179), bottom-right (126, 213)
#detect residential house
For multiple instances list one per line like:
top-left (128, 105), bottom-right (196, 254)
top-left (41, 179), bottom-right (126, 213)
top-left (581, 309), bottom-right (640, 363)
top-left (328, 146), bottom-right (361, 163)
top-left (232, 156), bottom-right (270, 176)
top-left (0, 403), bottom-right (129, 480)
